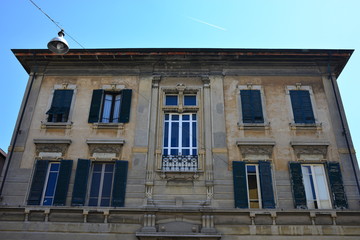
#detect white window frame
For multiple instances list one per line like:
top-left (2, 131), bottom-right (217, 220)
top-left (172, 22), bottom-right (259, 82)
top-left (41, 162), bottom-right (60, 206)
top-left (301, 164), bottom-right (331, 209)
top-left (246, 164), bottom-right (262, 208)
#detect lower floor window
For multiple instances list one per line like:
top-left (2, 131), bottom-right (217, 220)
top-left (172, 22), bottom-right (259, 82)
top-left (88, 163), bottom-right (115, 207)
top-left (301, 164), bottom-right (331, 209)
top-left (246, 165), bottom-right (262, 208)
top-left (42, 162), bottom-right (60, 206)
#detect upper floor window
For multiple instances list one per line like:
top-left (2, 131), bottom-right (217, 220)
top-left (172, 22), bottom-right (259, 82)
top-left (289, 90), bottom-right (315, 124)
top-left (46, 89), bottom-right (74, 122)
top-left (88, 89), bottom-right (132, 123)
top-left (240, 90), bottom-right (264, 123)
top-left (165, 95), bottom-right (197, 107)
top-left (233, 161), bottom-right (275, 209)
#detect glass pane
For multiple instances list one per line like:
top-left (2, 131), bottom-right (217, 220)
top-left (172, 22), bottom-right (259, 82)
top-left (165, 96), bottom-right (178, 106)
top-left (192, 114), bottom-right (197, 120)
top-left (170, 149), bottom-right (178, 155)
top-left (171, 122), bottom-right (179, 147)
top-left (182, 122), bottom-right (190, 147)
top-left (247, 174), bottom-right (259, 200)
top-left (112, 94), bottom-right (121, 123)
top-left (165, 114), bottom-right (169, 120)
top-left (250, 201), bottom-right (260, 208)
top-left (50, 163), bottom-right (60, 171)
top-left (44, 172), bottom-right (58, 196)
top-left (164, 122), bottom-right (169, 147)
top-left (192, 122), bottom-right (197, 147)
top-left (88, 198), bottom-right (98, 206)
top-left (182, 149), bottom-right (190, 155)
top-left (182, 115), bottom-right (190, 120)
top-left (105, 164), bottom-right (114, 172)
top-left (172, 115), bottom-right (179, 120)
top-left (184, 95), bottom-right (196, 106)
top-left (89, 172), bottom-right (101, 198)
top-left (100, 199), bottom-right (110, 207)
top-left (102, 94), bottom-right (112, 122)
top-left (101, 172), bottom-right (113, 197)
top-left (247, 165), bottom-right (256, 173)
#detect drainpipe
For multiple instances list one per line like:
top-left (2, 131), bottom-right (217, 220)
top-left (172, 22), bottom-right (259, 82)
top-left (0, 56), bottom-right (38, 199)
top-left (327, 61), bottom-right (360, 196)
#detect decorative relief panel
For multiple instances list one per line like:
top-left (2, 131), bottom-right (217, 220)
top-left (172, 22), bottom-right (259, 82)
top-left (86, 139), bottom-right (125, 159)
top-left (291, 141), bottom-right (329, 160)
top-left (236, 140), bottom-right (275, 160)
top-left (34, 139), bottom-right (71, 158)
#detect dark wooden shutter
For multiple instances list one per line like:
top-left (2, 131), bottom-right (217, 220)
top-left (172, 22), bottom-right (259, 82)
top-left (327, 162), bottom-right (348, 209)
top-left (290, 90), bottom-right (315, 124)
top-left (53, 160), bottom-right (73, 206)
top-left (71, 159), bottom-right (91, 206)
top-left (112, 160), bottom-right (128, 207)
top-left (88, 89), bottom-right (104, 123)
top-left (119, 89), bottom-right (132, 123)
top-left (232, 161), bottom-right (248, 208)
top-left (46, 90), bottom-right (73, 115)
top-left (241, 90), bottom-right (253, 123)
top-left (289, 162), bottom-right (307, 209)
top-left (27, 160), bottom-right (49, 205)
top-left (259, 161), bottom-right (275, 208)
top-left (252, 90), bottom-right (264, 123)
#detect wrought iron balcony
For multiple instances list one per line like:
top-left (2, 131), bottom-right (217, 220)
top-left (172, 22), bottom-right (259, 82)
top-left (162, 155), bottom-right (198, 172)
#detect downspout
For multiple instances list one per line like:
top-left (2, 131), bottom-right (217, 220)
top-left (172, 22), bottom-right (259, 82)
top-left (327, 60), bottom-right (360, 196)
top-left (0, 54), bottom-right (38, 199)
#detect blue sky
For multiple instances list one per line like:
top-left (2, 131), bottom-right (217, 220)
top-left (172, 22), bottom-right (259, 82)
top-left (1, 0), bottom-right (359, 163)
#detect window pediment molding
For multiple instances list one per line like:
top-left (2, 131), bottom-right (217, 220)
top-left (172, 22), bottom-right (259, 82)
top-left (236, 140), bottom-right (275, 160)
top-left (86, 139), bottom-right (125, 159)
top-left (34, 139), bottom-right (71, 158)
top-left (291, 141), bottom-right (329, 160)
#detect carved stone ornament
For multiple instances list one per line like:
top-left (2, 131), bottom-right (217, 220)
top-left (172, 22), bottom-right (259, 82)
top-left (236, 141), bottom-right (275, 160)
top-left (291, 143), bottom-right (328, 159)
top-left (88, 144), bottom-right (122, 158)
top-left (34, 139), bottom-right (71, 157)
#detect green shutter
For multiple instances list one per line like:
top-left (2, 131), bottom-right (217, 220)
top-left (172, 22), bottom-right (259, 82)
top-left (112, 160), bottom-right (128, 207)
top-left (46, 90), bottom-right (73, 115)
top-left (290, 90), bottom-right (315, 124)
top-left (88, 89), bottom-right (104, 123)
top-left (119, 89), bottom-right (132, 123)
top-left (289, 162), bottom-right (307, 209)
top-left (252, 90), bottom-right (264, 123)
top-left (53, 160), bottom-right (73, 206)
top-left (327, 162), bottom-right (348, 209)
top-left (259, 161), bottom-right (275, 208)
top-left (241, 90), bottom-right (263, 123)
top-left (232, 161), bottom-right (248, 208)
top-left (300, 91), bottom-right (315, 123)
top-left (241, 90), bottom-right (253, 123)
top-left (27, 160), bottom-right (49, 205)
top-left (71, 159), bottom-right (91, 206)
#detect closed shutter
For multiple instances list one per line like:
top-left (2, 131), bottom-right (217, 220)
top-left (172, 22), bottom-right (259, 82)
top-left (119, 89), bottom-right (132, 123)
top-left (289, 162), bottom-right (307, 209)
top-left (71, 159), bottom-right (91, 206)
top-left (327, 162), bottom-right (348, 209)
top-left (53, 160), bottom-right (73, 206)
top-left (241, 90), bottom-right (253, 123)
top-left (27, 160), bottom-right (49, 205)
top-left (112, 160), bottom-right (128, 207)
top-left (232, 161), bottom-right (248, 208)
top-left (88, 89), bottom-right (104, 123)
top-left (290, 90), bottom-right (315, 124)
top-left (252, 90), bottom-right (264, 123)
top-left (46, 90), bottom-right (73, 115)
top-left (259, 161), bottom-right (275, 208)
top-left (241, 90), bottom-right (263, 123)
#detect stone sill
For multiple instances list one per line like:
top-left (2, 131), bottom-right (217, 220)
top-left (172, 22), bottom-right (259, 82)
top-left (238, 123), bottom-right (270, 130)
top-left (290, 122), bottom-right (322, 130)
top-left (91, 123), bottom-right (124, 130)
top-left (41, 122), bottom-right (72, 129)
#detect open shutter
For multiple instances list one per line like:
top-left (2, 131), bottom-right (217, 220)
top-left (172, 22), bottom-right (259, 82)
top-left (327, 162), bottom-right (348, 209)
top-left (28, 160), bottom-right (49, 205)
top-left (251, 90), bottom-right (264, 123)
top-left (289, 162), bottom-right (307, 209)
top-left (53, 160), bottom-right (73, 206)
top-left (119, 89), bottom-right (132, 123)
top-left (71, 159), bottom-right (91, 206)
top-left (232, 161), bottom-right (248, 208)
top-left (241, 90), bottom-right (253, 123)
top-left (88, 89), bottom-right (104, 123)
top-left (300, 91), bottom-right (315, 123)
top-left (112, 160), bottom-right (128, 207)
top-left (259, 161), bottom-right (275, 208)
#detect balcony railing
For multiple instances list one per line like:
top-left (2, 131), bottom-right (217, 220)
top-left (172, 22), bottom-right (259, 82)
top-left (162, 155), bottom-right (198, 172)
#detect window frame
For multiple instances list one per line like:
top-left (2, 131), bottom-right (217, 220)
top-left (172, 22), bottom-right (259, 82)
top-left (237, 85), bottom-right (268, 129)
top-left (286, 85), bottom-right (320, 127)
top-left (100, 91), bottom-right (122, 123)
top-left (41, 162), bottom-right (61, 206)
top-left (245, 164), bottom-right (262, 208)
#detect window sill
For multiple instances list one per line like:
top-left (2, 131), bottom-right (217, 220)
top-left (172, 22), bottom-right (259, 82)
top-left (41, 122), bottom-right (72, 129)
top-left (91, 123), bottom-right (124, 130)
top-left (290, 122), bottom-right (322, 130)
top-left (157, 170), bottom-right (203, 181)
top-left (238, 122), bottom-right (270, 130)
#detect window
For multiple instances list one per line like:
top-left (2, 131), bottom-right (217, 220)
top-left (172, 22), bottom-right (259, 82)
top-left (165, 95), bottom-right (197, 107)
top-left (46, 89), bottom-right (74, 122)
top-left (88, 89), bottom-right (132, 123)
top-left (240, 90), bottom-right (264, 123)
top-left (301, 164), bottom-right (331, 209)
top-left (289, 162), bottom-right (348, 209)
top-left (233, 161), bottom-right (275, 209)
top-left (71, 159), bottom-right (128, 207)
top-left (289, 90), bottom-right (315, 124)
top-left (28, 160), bottom-right (73, 206)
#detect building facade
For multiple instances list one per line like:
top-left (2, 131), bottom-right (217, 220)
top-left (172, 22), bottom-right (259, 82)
top-left (0, 48), bottom-right (359, 239)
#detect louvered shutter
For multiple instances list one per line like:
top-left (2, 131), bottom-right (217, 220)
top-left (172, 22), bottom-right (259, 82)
top-left (46, 90), bottom-right (73, 115)
top-left (241, 90), bottom-right (253, 123)
top-left (252, 90), bottom-right (264, 123)
top-left (289, 162), bottom-right (307, 209)
top-left (232, 161), bottom-right (248, 208)
top-left (327, 162), bottom-right (348, 209)
top-left (112, 160), bottom-right (128, 207)
top-left (27, 160), bottom-right (49, 205)
top-left (119, 89), bottom-right (132, 123)
top-left (259, 161), bottom-right (275, 208)
top-left (300, 91), bottom-right (315, 123)
top-left (290, 90), bottom-right (315, 124)
top-left (53, 160), bottom-right (73, 206)
top-left (71, 159), bottom-right (91, 206)
top-left (88, 89), bottom-right (104, 123)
